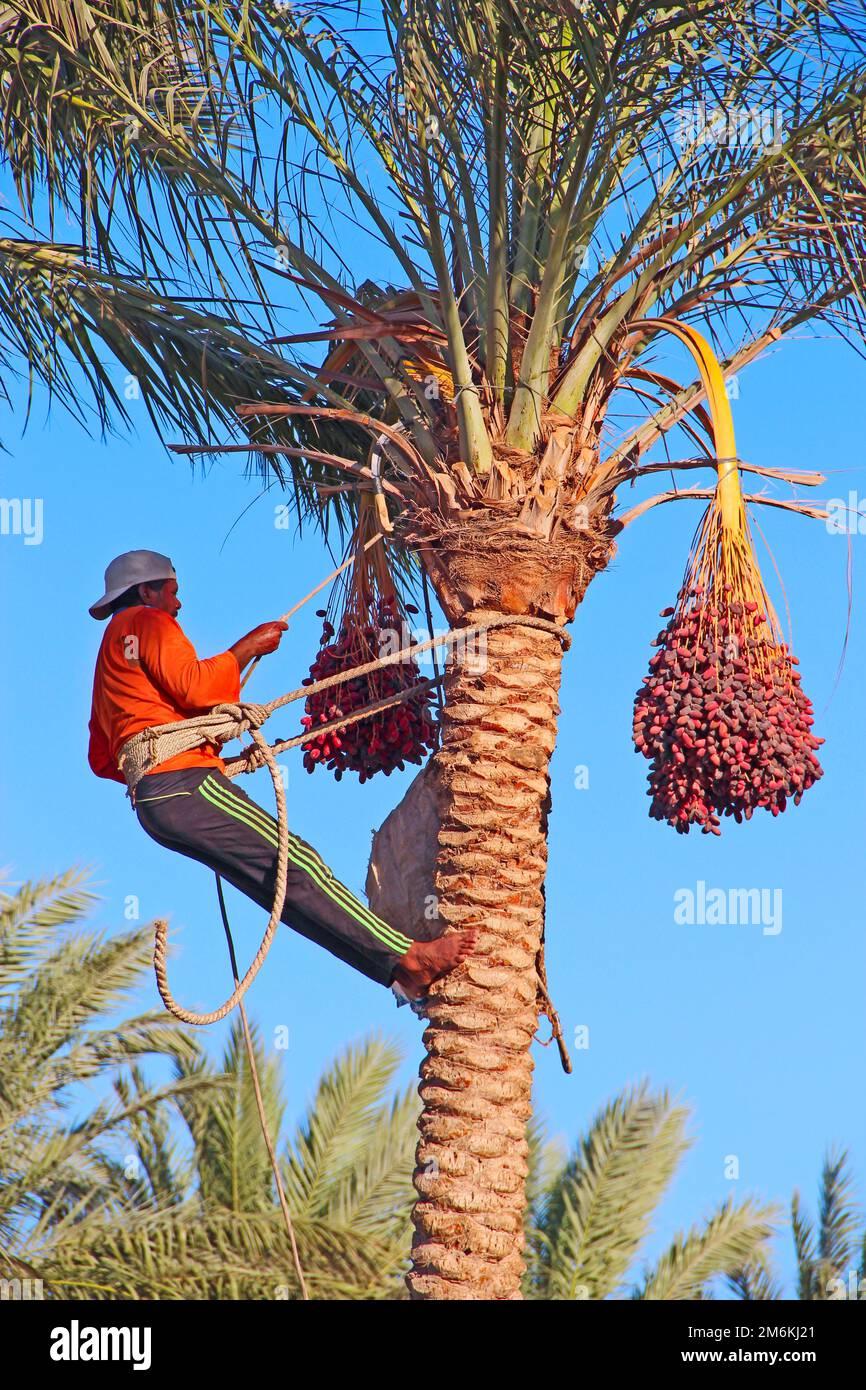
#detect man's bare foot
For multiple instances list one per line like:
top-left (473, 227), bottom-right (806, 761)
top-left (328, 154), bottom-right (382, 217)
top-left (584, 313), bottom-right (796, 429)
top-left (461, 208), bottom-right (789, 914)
top-left (392, 930), bottom-right (478, 1001)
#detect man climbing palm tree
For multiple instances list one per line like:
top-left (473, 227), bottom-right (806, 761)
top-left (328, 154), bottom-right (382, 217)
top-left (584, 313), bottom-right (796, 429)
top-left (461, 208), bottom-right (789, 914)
top-left (87, 549), bottom-right (475, 1006)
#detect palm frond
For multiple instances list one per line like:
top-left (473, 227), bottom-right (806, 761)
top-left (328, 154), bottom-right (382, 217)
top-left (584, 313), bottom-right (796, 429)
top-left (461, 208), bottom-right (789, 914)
top-left (791, 1187), bottom-right (818, 1300)
top-left (4, 0), bottom-right (864, 513)
top-left (173, 1016), bottom-right (286, 1214)
top-left (27, 1204), bottom-right (398, 1300)
top-left (328, 1083), bottom-right (418, 1237)
top-left (0, 921), bottom-right (199, 1127)
top-left (282, 1034), bottom-right (406, 1220)
top-left (0, 873), bottom-right (216, 1256)
top-left (727, 1258), bottom-right (784, 1301)
top-left (817, 1147), bottom-right (860, 1277)
top-left (532, 1083), bottom-right (692, 1300)
top-left (635, 1197), bottom-right (780, 1301)
top-left (0, 868), bottom-right (97, 999)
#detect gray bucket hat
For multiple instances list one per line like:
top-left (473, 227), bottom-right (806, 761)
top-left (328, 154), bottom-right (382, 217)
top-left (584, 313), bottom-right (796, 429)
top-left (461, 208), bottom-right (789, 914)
top-left (89, 550), bottom-right (177, 620)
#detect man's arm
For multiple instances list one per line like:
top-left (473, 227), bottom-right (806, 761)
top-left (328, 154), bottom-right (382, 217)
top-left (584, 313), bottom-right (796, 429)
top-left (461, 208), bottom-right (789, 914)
top-left (133, 608), bottom-right (287, 710)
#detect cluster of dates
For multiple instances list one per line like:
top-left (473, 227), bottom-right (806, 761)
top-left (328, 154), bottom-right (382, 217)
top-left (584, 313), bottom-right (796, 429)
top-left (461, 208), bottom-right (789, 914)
top-left (300, 595), bottom-right (437, 782)
top-left (633, 589), bottom-right (823, 834)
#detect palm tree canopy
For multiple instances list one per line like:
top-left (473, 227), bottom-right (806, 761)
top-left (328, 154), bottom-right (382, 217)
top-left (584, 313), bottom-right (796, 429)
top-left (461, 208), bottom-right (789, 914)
top-left (52, 1029), bottom-right (421, 1299)
top-left (0, 869), bottom-right (209, 1280)
top-left (1, 0), bottom-right (864, 539)
top-left (525, 1082), bottom-right (779, 1299)
top-left (1, 873), bottom-right (421, 1297)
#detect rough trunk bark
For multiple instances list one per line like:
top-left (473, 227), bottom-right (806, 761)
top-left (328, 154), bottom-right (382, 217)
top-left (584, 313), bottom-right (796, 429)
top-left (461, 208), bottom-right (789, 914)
top-left (406, 610), bottom-right (565, 1299)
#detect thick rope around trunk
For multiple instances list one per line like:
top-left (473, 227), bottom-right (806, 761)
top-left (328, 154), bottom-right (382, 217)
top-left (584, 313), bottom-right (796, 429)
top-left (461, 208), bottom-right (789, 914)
top-left (120, 614), bottom-right (570, 793)
top-left (142, 615), bottom-right (570, 1028)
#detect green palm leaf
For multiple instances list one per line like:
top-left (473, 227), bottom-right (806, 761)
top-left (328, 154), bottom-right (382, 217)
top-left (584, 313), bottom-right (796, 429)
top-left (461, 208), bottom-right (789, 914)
top-left (0, 874), bottom-right (219, 1261)
top-left (4, 870), bottom-right (858, 1301)
top-left (635, 1197), bottom-right (779, 1301)
top-left (791, 1188), bottom-right (818, 1299)
top-left (328, 1082), bottom-right (418, 1237)
top-left (31, 1205), bottom-right (395, 1300)
top-left (282, 1033), bottom-right (406, 1219)
top-left (532, 1083), bottom-right (692, 1300)
top-left (818, 1148), bottom-right (860, 1277)
top-left (0, 867), bottom-right (97, 999)
top-left (789, 1148), bottom-right (862, 1300)
top-left (726, 1260), bottom-right (784, 1301)
top-left (173, 1016), bottom-right (286, 1214)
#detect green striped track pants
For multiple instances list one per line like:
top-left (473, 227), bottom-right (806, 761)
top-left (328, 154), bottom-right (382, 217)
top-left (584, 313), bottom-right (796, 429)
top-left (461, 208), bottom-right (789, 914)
top-left (135, 766), bottom-right (414, 988)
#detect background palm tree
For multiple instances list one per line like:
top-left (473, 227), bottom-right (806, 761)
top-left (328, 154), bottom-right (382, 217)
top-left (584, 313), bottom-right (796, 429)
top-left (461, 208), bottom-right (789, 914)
top-left (2, 0), bottom-right (865, 1296)
top-left (4, 870), bottom-right (791, 1300)
top-left (1, 873), bottom-right (418, 1298)
top-left (0, 868), bottom-right (207, 1292)
top-left (730, 1148), bottom-right (866, 1301)
top-left (36, 1031), bottom-right (421, 1299)
top-left (525, 1085), bottom-right (778, 1300)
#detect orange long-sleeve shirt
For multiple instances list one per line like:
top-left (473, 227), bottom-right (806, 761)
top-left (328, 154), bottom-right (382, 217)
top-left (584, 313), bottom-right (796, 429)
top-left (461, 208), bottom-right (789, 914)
top-left (88, 606), bottom-right (241, 783)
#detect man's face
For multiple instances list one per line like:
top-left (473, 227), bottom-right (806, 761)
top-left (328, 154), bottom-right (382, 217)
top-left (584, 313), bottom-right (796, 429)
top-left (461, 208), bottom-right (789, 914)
top-left (141, 578), bottom-right (181, 617)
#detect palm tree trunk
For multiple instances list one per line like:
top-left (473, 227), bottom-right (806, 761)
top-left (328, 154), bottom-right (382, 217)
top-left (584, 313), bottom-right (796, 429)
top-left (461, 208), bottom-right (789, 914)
top-left (407, 611), bottom-right (565, 1299)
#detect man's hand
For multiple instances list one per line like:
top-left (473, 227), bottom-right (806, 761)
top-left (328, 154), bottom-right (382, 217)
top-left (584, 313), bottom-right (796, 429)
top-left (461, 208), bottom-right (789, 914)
top-left (230, 620), bottom-right (288, 671)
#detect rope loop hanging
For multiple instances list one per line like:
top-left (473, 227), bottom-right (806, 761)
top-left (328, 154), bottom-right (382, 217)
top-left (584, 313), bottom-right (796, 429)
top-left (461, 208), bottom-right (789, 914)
top-left (152, 729), bottom-right (289, 1026)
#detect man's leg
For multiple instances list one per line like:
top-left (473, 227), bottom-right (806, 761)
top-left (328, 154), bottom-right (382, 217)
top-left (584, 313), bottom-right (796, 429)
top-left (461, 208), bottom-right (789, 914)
top-left (136, 767), bottom-right (412, 987)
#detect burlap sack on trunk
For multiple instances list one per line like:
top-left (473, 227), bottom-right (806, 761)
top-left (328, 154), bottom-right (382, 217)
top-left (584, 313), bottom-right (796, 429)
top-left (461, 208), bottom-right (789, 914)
top-left (365, 761), bottom-right (440, 942)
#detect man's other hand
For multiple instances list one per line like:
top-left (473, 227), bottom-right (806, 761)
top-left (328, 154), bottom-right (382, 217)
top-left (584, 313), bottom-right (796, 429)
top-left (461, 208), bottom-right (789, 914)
top-left (230, 620), bottom-right (288, 669)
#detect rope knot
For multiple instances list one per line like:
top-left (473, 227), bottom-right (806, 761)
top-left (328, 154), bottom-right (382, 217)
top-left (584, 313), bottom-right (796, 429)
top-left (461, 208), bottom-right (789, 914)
top-left (238, 741), bottom-right (269, 772)
top-left (212, 701), bottom-right (270, 738)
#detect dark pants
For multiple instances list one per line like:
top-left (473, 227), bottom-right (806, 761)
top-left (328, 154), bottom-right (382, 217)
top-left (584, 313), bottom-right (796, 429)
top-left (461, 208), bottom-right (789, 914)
top-left (135, 767), bottom-right (415, 988)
